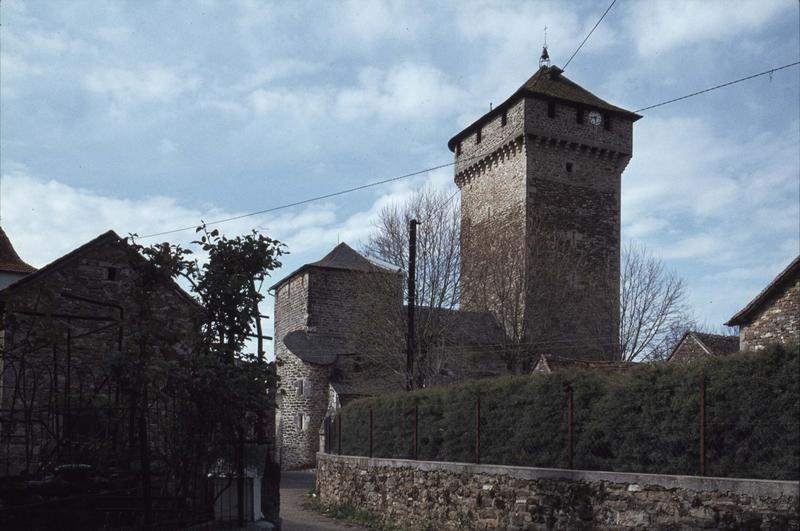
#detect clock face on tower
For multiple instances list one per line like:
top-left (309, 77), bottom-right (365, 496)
top-left (588, 111), bottom-right (602, 126)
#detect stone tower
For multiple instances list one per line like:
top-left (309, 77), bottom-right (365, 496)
top-left (270, 243), bottom-right (402, 470)
top-left (450, 65), bottom-right (640, 360)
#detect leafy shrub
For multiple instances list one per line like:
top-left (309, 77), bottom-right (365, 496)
top-left (335, 344), bottom-right (799, 480)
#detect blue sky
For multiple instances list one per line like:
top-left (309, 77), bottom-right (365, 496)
top-left (2, 0), bottom-right (798, 347)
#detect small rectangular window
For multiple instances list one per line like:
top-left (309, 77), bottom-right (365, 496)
top-left (501, 111), bottom-right (507, 126)
top-left (547, 101), bottom-right (556, 118)
top-left (603, 114), bottom-right (611, 131)
top-left (566, 162), bottom-right (573, 173)
top-left (107, 267), bottom-right (117, 281)
top-left (576, 108), bottom-right (584, 124)
top-left (476, 127), bottom-right (482, 144)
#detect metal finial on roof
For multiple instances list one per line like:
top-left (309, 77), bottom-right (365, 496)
top-left (539, 25), bottom-right (551, 68)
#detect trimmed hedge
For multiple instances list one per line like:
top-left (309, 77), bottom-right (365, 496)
top-left (335, 344), bottom-right (799, 480)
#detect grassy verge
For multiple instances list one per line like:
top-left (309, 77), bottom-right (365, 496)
top-left (304, 491), bottom-right (405, 531)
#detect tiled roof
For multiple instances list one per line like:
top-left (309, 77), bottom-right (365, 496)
top-left (534, 354), bottom-right (637, 374)
top-left (448, 65), bottom-right (641, 151)
top-left (269, 242), bottom-right (400, 291)
top-left (414, 307), bottom-right (506, 346)
top-left (691, 332), bottom-right (739, 356)
top-left (520, 66), bottom-right (638, 117)
top-left (666, 331), bottom-right (739, 363)
top-left (726, 255), bottom-right (800, 326)
top-left (0, 227), bottom-right (37, 274)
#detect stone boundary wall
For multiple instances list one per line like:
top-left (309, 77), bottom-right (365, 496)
top-left (316, 453), bottom-right (799, 530)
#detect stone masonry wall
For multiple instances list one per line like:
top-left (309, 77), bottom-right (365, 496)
top-left (274, 273), bottom-right (331, 471)
top-left (316, 453), bottom-right (800, 531)
top-left (523, 97), bottom-right (630, 359)
top-left (0, 237), bottom-right (199, 476)
top-left (669, 335), bottom-right (709, 364)
top-left (740, 275), bottom-right (799, 352)
top-left (458, 100), bottom-right (526, 320)
top-left (455, 93), bottom-right (633, 359)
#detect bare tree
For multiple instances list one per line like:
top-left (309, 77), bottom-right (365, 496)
top-left (361, 186), bottom-right (461, 386)
top-left (619, 241), bottom-right (693, 362)
top-left (461, 211), bottom-right (608, 370)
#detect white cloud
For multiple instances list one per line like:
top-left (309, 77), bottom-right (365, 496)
top-left (85, 64), bottom-right (201, 106)
top-left (626, 0), bottom-right (791, 57)
top-left (1, 164), bottom-right (452, 269)
top-left (336, 62), bottom-right (467, 121)
top-left (159, 138), bottom-right (177, 155)
top-left (339, 0), bottom-right (423, 43)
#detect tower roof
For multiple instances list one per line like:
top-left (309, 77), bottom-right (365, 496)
top-left (0, 227), bottom-right (37, 275)
top-left (448, 65), bottom-right (641, 151)
top-left (269, 242), bottom-right (400, 291)
top-left (308, 242), bottom-right (389, 272)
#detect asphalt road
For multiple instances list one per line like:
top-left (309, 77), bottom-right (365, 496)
top-left (279, 470), bottom-right (366, 531)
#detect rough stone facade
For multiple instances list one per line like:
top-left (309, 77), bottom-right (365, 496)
top-left (0, 231), bottom-right (200, 476)
top-left (726, 256), bottom-right (799, 352)
top-left (317, 453), bottom-right (800, 531)
top-left (455, 66), bottom-right (637, 359)
top-left (737, 276), bottom-right (799, 352)
top-left (273, 251), bottom-right (403, 470)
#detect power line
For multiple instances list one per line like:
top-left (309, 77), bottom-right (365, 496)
top-left (135, 61), bottom-right (799, 241)
top-left (136, 159), bottom-right (469, 240)
top-left (634, 61), bottom-right (800, 113)
top-left (563, 0), bottom-right (617, 71)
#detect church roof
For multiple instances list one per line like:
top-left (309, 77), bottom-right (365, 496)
top-left (448, 65), bottom-right (641, 151)
top-left (269, 242), bottom-right (400, 291)
top-left (0, 227), bottom-right (37, 275)
top-left (726, 255), bottom-right (800, 327)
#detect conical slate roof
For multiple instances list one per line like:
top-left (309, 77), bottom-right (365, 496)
top-left (0, 227), bottom-right (36, 274)
top-left (308, 242), bottom-right (387, 273)
top-left (269, 242), bottom-right (399, 291)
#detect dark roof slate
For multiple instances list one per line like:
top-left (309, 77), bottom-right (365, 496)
top-left (667, 331), bottom-right (739, 363)
top-left (0, 227), bottom-right (37, 274)
top-left (534, 354), bottom-right (637, 374)
top-left (269, 242), bottom-right (399, 291)
top-left (448, 65), bottom-right (641, 151)
top-left (414, 307), bottom-right (506, 346)
top-left (691, 332), bottom-right (739, 356)
top-left (0, 230), bottom-right (201, 309)
top-left (726, 255), bottom-right (800, 326)
top-left (282, 330), bottom-right (346, 366)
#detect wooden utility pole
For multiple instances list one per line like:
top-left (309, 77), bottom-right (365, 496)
top-left (699, 376), bottom-right (706, 476)
top-left (406, 219), bottom-right (419, 391)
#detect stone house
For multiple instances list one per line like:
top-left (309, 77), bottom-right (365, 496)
top-left (667, 331), bottom-right (739, 364)
top-left (726, 255), bottom-right (799, 351)
top-left (0, 230), bottom-right (201, 476)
